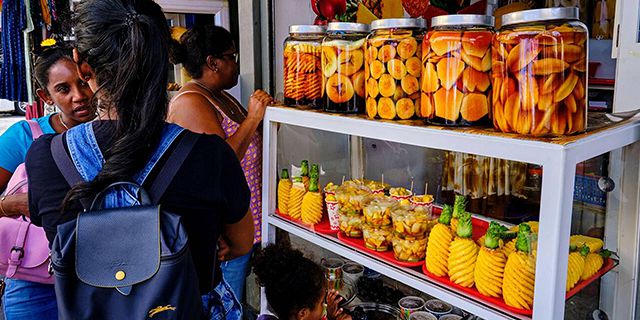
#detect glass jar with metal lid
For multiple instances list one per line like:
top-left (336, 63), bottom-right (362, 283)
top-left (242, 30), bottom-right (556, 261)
top-left (365, 18), bottom-right (426, 120)
top-left (422, 15), bottom-right (495, 126)
top-left (322, 22), bottom-right (370, 113)
top-left (283, 25), bottom-right (326, 109)
top-left (492, 8), bottom-right (588, 136)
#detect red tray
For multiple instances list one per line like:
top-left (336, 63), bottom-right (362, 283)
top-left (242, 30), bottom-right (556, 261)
top-left (337, 232), bottom-right (425, 268)
top-left (422, 258), bottom-right (617, 316)
top-left (275, 209), bottom-right (339, 235)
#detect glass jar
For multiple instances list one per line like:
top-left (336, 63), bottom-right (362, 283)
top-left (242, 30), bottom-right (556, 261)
top-left (492, 8), bottom-right (588, 136)
top-left (283, 25), bottom-right (326, 109)
top-left (322, 23), bottom-right (370, 113)
top-left (365, 18), bottom-right (426, 120)
top-left (422, 15), bottom-right (495, 126)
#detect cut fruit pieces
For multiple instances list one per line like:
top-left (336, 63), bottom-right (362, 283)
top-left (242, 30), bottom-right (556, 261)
top-left (401, 75), bottom-right (419, 95)
top-left (437, 57), bottom-right (466, 90)
top-left (396, 98), bottom-right (415, 119)
top-left (463, 67), bottom-right (491, 92)
top-left (387, 59), bottom-right (407, 80)
top-left (370, 60), bottom-right (386, 79)
top-left (531, 58), bottom-right (569, 75)
top-left (461, 93), bottom-right (489, 122)
top-left (429, 31), bottom-right (462, 56)
top-left (366, 97), bottom-right (378, 119)
top-left (378, 97), bottom-right (396, 119)
top-left (434, 87), bottom-right (463, 121)
top-left (405, 57), bottom-right (421, 77)
top-left (420, 93), bottom-right (434, 118)
top-left (322, 46), bottom-right (338, 78)
top-left (378, 74), bottom-right (397, 97)
top-left (397, 37), bottom-right (418, 59)
top-left (378, 44), bottom-right (397, 63)
top-left (507, 42), bottom-right (540, 72)
top-left (461, 31), bottom-right (492, 58)
top-left (422, 62), bottom-right (439, 93)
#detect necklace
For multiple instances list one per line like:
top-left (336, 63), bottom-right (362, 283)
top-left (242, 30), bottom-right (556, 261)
top-left (191, 80), bottom-right (236, 116)
top-left (58, 113), bottom-right (70, 131)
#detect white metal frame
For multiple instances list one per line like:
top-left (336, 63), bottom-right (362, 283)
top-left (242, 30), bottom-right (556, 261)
top-left (261, 107), bottom-right (640, 319)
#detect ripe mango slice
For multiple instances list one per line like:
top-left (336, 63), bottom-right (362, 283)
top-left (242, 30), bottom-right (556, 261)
top-left (366, 97), bottom-right (378, 119)
top-left (429, 31), bottom-right (462, 56)
top-left (420, 93), bottom-right (434, 118)
top-left (377, 97), bottom-right (396, 120)
top-left (463, 67), bottom-right (491, 92)
top-left (421, 62), bottom-right (439, 93)
top-left (531, 58), bottom-right (569, 75)
top-left (396, 98), bottom-right (415, 120)
top-left (462, 31), bottom-right (492, 58)
top-left (507, 42), bottom-right (540, 72)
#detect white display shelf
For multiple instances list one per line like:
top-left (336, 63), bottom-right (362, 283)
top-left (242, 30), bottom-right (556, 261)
top-left (261, 106), bottom-right (640, 320)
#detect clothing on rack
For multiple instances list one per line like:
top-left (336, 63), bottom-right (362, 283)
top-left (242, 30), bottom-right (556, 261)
top-left (1, 0), bottom-right (28, 102)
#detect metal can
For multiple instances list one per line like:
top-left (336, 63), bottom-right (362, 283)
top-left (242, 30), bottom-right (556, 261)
top-left (422, 15), bottom-right (495, 126)
top-left (322, 22), bottom-right (370, 113)
top-left (492, 8), bottom-right (588, 136)
top-left (365, 18), bottom-right (426, 120)
top-left (283, 25), bottom-right (326, 109)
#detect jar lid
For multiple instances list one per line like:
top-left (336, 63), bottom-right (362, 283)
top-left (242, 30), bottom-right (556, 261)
top-left (327, 22), bottom-right (370, 33)
top-left (289, 25), bottom-right (326, 34)
top-left (431, 14), bottom-right (495, 27)
top-left (501, 7), bottom-right (579, 26)
top-left (371, 18), bottom-right (422, 30)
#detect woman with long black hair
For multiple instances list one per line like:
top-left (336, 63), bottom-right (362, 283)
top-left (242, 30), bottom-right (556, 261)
top-left (25, 0), bottom-right (258, 315)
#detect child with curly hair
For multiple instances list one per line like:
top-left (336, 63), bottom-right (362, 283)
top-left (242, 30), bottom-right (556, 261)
top-left (253, 244), bottom-right (352, 320)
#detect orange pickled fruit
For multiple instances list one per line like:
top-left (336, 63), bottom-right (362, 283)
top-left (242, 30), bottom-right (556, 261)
top-left (377, 97), bottom-right (396, 119)
top-left (461, 31), bottom-right (492, 58)
top-left (434, 87), bottom-right (463, 121)
top-left (421, 62), bottom-right (439, 93)
top-left (396, 98), bottom-right (415, 120)
top-left (429, 31), bottom-right (462, 56)
top-left (437, 57), bottom-right (466, 90)
top-left (461, 93), bottom-right (489, 122)
top-left (420, 93), bottom-right (434, 118)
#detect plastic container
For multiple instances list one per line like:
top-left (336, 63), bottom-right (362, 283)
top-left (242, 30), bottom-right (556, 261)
top-left (325, 193), bottom-right (340, 231)
top-left (410, 195), bottom-right (434, 215)
top-left (389, 187), bottom-right (413, 202)
top-left (363, 197), bottom-right (397, 226)
top-left (409, 311), bottom-right (438, 320)
top-left (392, 234), bottom-right (428, 262)
top-left (390, 205), bottom-right (432, 239)
top-left (362, 224), bottom-right (393, 251)
top-left (398, 296), bottom-right (426, 320)
top-left (422, 15), bottom-right (495, 126)
top-left (365, 18), bottom-right (426, 120)
top-left (283, 25), bottom-right (326, 109)
top-left (342, 262), bottom-right (365, 284)
top-left (335, 183), bottom-right (372, 215)
top-left (492, 8), bottom-right (588, 136)
top-left (424, 299), bottom-right (453, 318)
top-left (339, 212), bottom-right (364, 237)
top-left (322, 23), bottom-right (370, 113)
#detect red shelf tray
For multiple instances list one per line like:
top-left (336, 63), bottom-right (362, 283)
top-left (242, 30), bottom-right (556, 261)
top-left (421, 258), bottom-right (617, 316)
top-left (275, 209), bottom-right (339, 235)
top-left (337, 232), bottom-right (424, 268)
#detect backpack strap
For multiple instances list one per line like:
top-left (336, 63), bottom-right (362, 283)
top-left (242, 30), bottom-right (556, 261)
top-left (147, 131), bottom-right (199, 204)
top-left (51, 133), bottom-right (91, 209)
top-left (26, 119), bottom-right (43, 140)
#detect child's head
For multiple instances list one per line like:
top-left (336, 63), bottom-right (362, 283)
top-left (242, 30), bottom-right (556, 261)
top-left (253, 244), bottom-right (326, 320)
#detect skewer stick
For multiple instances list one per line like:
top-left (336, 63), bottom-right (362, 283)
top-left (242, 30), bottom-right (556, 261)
top-left (410, 180), bottom-right (414, 194)
top-left (381, 173), bottom-right (384, 185)
top-left (425, 182), bottom-right (429, 195)
top-left (341, 176), bottom-right (345, 185)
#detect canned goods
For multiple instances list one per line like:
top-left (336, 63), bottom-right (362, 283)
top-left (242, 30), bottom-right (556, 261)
top-left (322, 23), bottom-right (370, 113)
top-left (365, 18), bottom-right (426, 120)
top-left (492, 8), bottom-right (588, 136)
top-left (422, 15), bottom-right (495, 126)
top-left (283, 25), bottom-right (326, 109)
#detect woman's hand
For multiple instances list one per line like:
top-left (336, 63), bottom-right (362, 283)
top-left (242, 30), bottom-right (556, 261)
top-left (1, 194), bottom-right (30, 217)
top-left (326, 289), bottom-right (345, 320)
top-left (217, 237), bottom-right (231, 261)
top-left (247, 90), bottom-right (274, 122)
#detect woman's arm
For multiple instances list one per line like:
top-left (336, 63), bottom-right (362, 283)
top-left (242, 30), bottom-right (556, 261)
top-left (1, 193), bottom-right (29, 217)
top-left (221, 210), bottom-right (254, 258)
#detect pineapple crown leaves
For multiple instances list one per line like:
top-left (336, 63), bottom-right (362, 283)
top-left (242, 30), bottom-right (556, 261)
top-left (456, 211), bottom-right (473, 239)
top-left (452, 194), bottom-right (467, 218)
top-left (301, 160), bottom-right (309, 176)
top-left (281, 169), bottom-right (290, 180)
top-left (579, 244), bottom-right (590, 256)
top-left (599, 249), bottom-right (613, 259)
top-left (438, 204), bottom-right (453, 225)
top-left (484, 221), bottom-right (506, 249)
top-left (515, 223), bottom-right (533, 254)
top-left (308, 173), bottom-right (320, 192)
top-left (292, 176), bottom-right (303, 183)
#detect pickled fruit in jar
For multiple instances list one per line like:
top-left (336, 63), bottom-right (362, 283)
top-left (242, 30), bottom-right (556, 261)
top-left (422, 16), bottom-right (495, 126)
top-left (492, 10), bottom-right (587, 136)
top-left (363, 197), bottom-right (398, 226)
top-left (391, 205), bottom-right (433, 239)
top-left (366, 19), bottom-right (424, 120)
top-left (284, 42), bottom-right (323, 108)
top-left (323, 37), bottom-right (367, 113)
top-left (392, 235), bottom-right (428, 262)
top-left (339, 212), bottom-right (364, 237)
top-left (363, 224), bottom-right (393, 251)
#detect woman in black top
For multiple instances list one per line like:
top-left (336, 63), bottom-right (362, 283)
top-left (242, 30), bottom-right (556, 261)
top-left (26, 0), bottom-right (259, 294)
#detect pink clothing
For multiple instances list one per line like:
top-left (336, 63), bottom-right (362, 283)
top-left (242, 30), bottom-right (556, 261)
top-left (172, 90), bottom-right (263, 243)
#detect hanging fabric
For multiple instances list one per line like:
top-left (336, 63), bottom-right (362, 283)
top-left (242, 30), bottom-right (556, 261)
top-left (0, 0), bottom-right (28, 102)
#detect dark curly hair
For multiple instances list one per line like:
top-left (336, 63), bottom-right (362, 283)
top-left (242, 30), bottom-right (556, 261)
top-left (169, 24), bottom-right (234, 79)
top-left (253, 244), bottom-right (325, 319)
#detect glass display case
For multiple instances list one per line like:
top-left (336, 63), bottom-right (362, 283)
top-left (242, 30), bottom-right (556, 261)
top-left (261, 107), bottom-right (640, 319)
